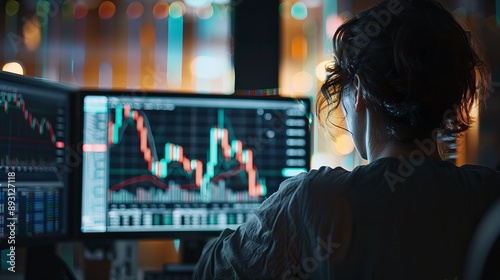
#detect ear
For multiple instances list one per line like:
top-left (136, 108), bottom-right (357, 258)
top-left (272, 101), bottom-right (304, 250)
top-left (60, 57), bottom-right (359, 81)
top-left (353, 74), bottom-right (365, 113)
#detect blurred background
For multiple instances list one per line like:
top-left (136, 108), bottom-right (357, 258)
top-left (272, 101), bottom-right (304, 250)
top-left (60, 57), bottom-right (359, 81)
top-left (0, 0), bottom-right (499, 278)
top-left (1, 0), bottom-right (499, 170)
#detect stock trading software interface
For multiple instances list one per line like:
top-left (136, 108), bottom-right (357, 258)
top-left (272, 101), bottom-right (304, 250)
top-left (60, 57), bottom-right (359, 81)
top-left (80, 93), bottom-right (311, 233)
top-left (0, 73), bottom-right (72, 245)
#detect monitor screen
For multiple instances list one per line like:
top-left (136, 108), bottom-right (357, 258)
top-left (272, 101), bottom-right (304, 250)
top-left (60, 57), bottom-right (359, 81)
top-left (79, 92), bottom-right (311, 236)
top-left (0, 72), bottom-right (74, 248)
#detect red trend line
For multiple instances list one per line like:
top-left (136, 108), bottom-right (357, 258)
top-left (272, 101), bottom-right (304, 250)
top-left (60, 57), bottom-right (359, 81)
top-left (1, 92), bottom-right (57, 144)
top-left (210, 164), bottom-right (245, 183)
top-left (109, 174), bottom-right (171, 191)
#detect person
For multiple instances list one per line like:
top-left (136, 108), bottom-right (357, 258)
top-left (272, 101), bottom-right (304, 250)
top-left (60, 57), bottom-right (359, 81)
top-left (193, 0), bottom-right (500, 279)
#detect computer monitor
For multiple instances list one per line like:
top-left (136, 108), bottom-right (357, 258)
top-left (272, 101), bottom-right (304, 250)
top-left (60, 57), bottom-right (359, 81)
top-left (0, 71), bottom-right (75, 248)
top-left (78, 91), bottom-right (311, 238)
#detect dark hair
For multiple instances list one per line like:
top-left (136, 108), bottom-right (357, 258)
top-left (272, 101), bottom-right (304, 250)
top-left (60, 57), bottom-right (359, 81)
top-left (317, 0), bottom-right (491, 142)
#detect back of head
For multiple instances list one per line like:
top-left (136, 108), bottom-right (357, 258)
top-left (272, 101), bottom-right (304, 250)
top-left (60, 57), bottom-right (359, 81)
top-left (318, 0), bottom-right (491, 142)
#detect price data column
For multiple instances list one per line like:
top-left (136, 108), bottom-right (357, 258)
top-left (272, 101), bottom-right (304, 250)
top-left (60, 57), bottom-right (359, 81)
top-left (81, 96), bottom-right (109, 232)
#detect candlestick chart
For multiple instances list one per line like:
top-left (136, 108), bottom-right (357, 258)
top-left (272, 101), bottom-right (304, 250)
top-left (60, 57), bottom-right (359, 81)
top-left (81, 95), bottom-right (311, 232)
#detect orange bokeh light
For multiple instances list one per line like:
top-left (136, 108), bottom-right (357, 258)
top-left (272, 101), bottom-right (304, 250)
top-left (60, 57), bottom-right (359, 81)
top-left (153, 2), bottom-right (169, 20)
top-left (99, 1), bottom-right (116, 20)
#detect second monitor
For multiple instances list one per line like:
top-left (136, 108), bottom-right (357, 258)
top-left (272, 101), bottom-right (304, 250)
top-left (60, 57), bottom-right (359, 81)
top-left (79, 92), bottom-right (311, 236)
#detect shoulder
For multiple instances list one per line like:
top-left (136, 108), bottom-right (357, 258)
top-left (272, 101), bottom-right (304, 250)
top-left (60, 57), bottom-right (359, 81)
top-left (304, 166), bottom-right (355, 196)
top-left (271, 166), bottom-right (353, 205)
top-left (459, 164), bottom-right (500, 186)
top-left (268, 166), bottom-right (354, 220)
top-left (277, 166), bottom-right (355, 223)
top-left (308, 166), bottom-right (352, 183)
top-left (460, 163), bottom-right (500, 175)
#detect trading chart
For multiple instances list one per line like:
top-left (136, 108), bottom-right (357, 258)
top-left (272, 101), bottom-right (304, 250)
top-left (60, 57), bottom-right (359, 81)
top-left (0, 84), bottom-right (69, 241)
top-left (81, 95), bottom-right (311, 232)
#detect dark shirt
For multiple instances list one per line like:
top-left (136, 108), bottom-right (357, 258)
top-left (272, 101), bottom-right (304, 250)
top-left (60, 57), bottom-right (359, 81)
top-left (193, 157), bottom-right (500, 279)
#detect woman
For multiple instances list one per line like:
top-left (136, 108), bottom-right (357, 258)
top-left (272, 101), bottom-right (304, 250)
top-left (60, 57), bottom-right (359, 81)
top-left (193, 0), bottom-right (500, 279)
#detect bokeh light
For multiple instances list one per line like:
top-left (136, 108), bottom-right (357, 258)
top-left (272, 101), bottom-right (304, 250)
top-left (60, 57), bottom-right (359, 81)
top-left (315, 60), bottom-right (331, 81)
top-left (153, 2), bottom-right (169, 20)
top-left (127, 2), bottom-right (144, 19)
top-left (291, 36), bottom-right (307, 60)
top-left (6, 0), bottom-right (20, 16)
top-left (23, 17), bottom-right (41, 51)
top-left (279, 1), bottom-right (292, 18)
top-left (185, 0), bottom-right (210, 8)
top-left (292, 71), bottom-right (313, 93)
top-left (36, 0), bottom-right (50, 17)
top-left (170, 1), bottom-right (186, 19)
top-left (311, 152), bottom-right (338, 169)
top-left (3, 62), bottom-right (24, 75)
top-left (98, 1), bottom-right (116, 20)
top-left (190, 56), bottom-right (227, 79)
top-left (196, 5), bottom-right (214, 19)
top-left (73, 2), bottom-right (89, 19)
top-left (334, 134), bottom-right (355, 155)
top-left (291, 2), bottom-right (308, 20)
top-left (326, 14), bottom-right (344, 39)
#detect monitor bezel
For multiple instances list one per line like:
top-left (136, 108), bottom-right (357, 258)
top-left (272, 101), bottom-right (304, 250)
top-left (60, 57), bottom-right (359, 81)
top-left (74, 89), bottom-right (312, 240)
